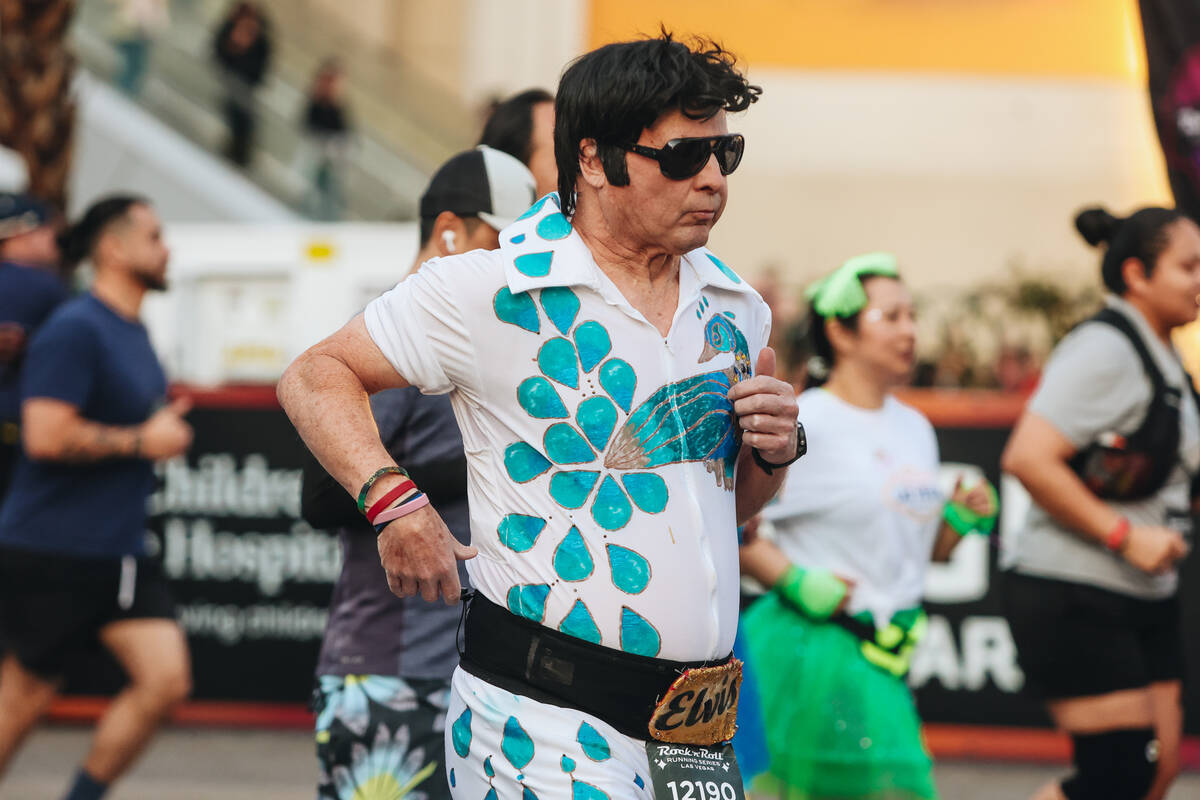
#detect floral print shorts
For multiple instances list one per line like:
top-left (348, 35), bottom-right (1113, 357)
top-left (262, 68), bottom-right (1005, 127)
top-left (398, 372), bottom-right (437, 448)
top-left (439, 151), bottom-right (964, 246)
top-left (314, 674), bottom-right (453, 800)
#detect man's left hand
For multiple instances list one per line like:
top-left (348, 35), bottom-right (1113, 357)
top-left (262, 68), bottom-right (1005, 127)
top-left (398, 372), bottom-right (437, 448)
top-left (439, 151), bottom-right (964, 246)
top-left (728, 346), bottom-right (798, 464)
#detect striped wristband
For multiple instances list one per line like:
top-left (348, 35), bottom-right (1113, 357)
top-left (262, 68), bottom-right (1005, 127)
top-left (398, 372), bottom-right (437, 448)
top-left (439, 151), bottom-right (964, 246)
top-left (372, 493), bottom-right (431, 536)
top-left (365, 479), bottom-right (417, 523)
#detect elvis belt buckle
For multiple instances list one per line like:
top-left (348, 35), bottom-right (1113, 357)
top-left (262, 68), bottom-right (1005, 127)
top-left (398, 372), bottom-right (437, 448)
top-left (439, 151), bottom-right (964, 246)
top-left (648, 658), bottom-right (742, 745)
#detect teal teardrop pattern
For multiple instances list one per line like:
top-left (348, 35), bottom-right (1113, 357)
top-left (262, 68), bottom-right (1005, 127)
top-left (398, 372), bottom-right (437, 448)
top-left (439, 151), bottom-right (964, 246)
top-left (620, 473), bottom-right (668, 513)
top-left (552, 526), bottom-right (593, 582)
top-left (573, 321), bottom-right (611, 374)
top-left (504, 442), bottom-right (551, 483)
top-left (572, 780), bottom-right (610, 800)
top-left (515, 251), bottom-right (553, 277)
top-left (497, 514), bottom-right (546, 553)
top-left (561, 755), bottom-right (576, 773)
top-left (707, 252), bottom-right (742, 284)
top-left (558, 600), bottom-right (601, 644)
top-left (598, 358), bottom-right (636, 412)
top-left (544, 423), bottom-right (594, 465)
top-left (576, 397), bottom-right (617, 451)
top-left (510, 233), bottom-right (526, 244)
top-left (523, 788), bottom-right (539, 800)
top-left (548, 471), bottom-right (599, 509)
top-left (516, 194), bottom-right (552, 222)
top-left (486, 788), bottom-right (498, 800)
top-left (619, 606), bottom-right (661, 657)
top-left (484, 755), bottom-right (495, 778)
top-left (539, 286), bottom-right (580, 335)
top-left (606, 544), bottom-right (651, 594)
top-left (577, 722), bottom-right (611, 762)
top-left (536, 212), bottom-right (572, 241)
top-left (506, 584), bottom-right (551, 623)
top-left (451, 708), bottom-right (472, 757)
top-left (590, 475), bottom-right (632, 531)
top-left (537, 338), bottom-right (579, 389)
top-left (517, 377), bottom-right (568, 419)
top-left (501, 716), bottom-right (535, 770)
top-left (493, 288), bottom-right (540, 333)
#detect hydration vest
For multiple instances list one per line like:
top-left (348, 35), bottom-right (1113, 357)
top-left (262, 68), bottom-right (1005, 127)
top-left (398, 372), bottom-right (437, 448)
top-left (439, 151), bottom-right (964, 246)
top-left (1067, 307), bottom-right (1200, 501)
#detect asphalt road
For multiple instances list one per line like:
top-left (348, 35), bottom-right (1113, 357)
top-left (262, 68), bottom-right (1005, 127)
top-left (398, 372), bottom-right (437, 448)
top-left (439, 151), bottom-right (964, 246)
top-left (4, 727), bottom-right (1199, 799)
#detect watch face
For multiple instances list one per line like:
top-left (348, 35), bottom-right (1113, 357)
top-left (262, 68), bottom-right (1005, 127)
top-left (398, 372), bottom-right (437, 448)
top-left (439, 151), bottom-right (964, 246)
top-left (796, 421), bottom-right (807, 459)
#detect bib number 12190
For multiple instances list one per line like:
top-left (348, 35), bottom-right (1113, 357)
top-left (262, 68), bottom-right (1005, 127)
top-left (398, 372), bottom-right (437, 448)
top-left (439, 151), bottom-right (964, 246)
top-left (665, 779), bottom-right (739, 800)
top-left (645, 742), bottom-right (746, 800)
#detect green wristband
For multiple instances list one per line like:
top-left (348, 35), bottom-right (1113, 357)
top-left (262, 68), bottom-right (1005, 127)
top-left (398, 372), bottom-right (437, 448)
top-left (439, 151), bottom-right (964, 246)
top-left (356, 466), bottom-right (409, 515)
top-left (942, 482), bottom-right (999, 536)
top-left (774, 564), bottom-right (846, 621)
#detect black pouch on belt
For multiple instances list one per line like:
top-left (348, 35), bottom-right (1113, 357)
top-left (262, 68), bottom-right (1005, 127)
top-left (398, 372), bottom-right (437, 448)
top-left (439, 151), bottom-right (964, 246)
top-left (458, 591), bottom-right (741, 744)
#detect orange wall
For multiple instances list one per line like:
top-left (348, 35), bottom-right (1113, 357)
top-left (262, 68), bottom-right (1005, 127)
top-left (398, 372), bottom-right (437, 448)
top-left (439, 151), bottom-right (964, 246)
top-left (588, 0), bottom-right (1146, 82)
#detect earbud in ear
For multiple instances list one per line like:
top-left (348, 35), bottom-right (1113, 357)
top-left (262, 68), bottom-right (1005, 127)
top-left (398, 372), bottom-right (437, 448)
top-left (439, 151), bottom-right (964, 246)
top-left (442, 230), bottom-right (457, 253)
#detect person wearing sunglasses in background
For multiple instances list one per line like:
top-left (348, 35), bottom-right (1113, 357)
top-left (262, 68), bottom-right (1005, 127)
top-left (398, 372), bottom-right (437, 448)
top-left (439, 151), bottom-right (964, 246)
top-left (1002, 207), bottom-right (1200, 800)
top-left (278, 32), bottom-right (800, 799)
top-left (738, 254), bottom-right (998, 800)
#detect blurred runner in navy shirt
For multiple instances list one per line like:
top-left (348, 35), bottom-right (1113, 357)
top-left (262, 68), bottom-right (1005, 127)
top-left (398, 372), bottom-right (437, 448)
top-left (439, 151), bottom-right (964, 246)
top-left (0, 193), bottom-right (66, 502)
top-left (0, 196), bottom-right (193, 800)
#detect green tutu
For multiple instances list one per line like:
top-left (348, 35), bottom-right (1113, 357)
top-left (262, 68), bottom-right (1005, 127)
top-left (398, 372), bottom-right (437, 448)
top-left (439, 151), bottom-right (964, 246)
top-left (742, 594), bottom-right (937, 800)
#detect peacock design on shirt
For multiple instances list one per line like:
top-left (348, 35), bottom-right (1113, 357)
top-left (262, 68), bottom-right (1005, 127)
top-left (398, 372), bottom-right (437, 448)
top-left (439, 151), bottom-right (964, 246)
top-left (490, 198), bottom-right (751, 656)
top-left (496, 285), bottom-right (749, 534)
top-left (604, 313), bottom-right (748, 490)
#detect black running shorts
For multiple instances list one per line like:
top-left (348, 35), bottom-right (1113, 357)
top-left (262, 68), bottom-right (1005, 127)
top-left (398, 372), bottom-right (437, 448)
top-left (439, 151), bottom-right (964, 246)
top-left (1003, 571), bottom-right (1183, 700)
top-left (0, 545), bottom-right (177, 678)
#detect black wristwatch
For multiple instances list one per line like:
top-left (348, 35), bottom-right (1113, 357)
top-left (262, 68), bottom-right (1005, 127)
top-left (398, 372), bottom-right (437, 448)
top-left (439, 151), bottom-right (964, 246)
top-left (752, 421), bottom-right (806, 474)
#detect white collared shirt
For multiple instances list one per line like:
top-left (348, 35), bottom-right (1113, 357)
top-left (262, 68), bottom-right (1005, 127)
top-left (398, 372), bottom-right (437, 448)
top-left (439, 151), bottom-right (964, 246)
top-left (364, 194), bottom-right (770, 661)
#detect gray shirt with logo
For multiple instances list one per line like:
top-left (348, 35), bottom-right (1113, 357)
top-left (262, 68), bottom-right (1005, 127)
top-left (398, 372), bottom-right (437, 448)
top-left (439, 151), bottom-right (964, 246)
top-left (313, 387), bottom-right (470, 680)
top-left (1003, 296), bottom-right (1200, 599)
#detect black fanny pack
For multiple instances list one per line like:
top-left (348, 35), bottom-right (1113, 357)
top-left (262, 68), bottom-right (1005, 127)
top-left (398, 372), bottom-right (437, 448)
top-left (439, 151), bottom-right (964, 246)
top-left (458, 591), bottom-right (734, 741)
top-left (1068, 307), bottom-right (1200, 501)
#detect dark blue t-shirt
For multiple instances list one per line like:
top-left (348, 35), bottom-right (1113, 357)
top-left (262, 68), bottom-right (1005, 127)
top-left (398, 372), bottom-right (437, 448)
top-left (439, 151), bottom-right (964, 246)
top-left (0, 294), bottom-right (167, 557)
top-left (0, 261), bottom-right (69, 423)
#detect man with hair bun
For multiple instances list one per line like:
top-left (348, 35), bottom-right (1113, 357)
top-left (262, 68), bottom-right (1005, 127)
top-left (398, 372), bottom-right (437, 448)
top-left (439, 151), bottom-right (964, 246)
top-left (1003, 205), bottom-right (1200, 800)
top-left (0, 196), bottom-right (193, 800)
top-left (280, 32), bottom-right (799, 799)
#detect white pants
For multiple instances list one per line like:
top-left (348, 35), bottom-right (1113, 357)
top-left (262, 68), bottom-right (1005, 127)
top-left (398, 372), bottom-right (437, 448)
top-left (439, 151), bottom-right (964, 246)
top-left (445, 667), bottom-right (655, 799)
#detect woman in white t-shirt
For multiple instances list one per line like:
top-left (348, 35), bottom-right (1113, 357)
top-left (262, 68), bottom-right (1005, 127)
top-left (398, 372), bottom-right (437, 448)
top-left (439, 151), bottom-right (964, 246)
top-left (739, 253), bottom-right (996, 800)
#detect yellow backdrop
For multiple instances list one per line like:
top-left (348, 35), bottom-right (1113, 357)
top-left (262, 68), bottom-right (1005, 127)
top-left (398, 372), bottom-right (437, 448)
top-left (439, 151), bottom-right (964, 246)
top-left (588, 0), bottom-right (1147, 82)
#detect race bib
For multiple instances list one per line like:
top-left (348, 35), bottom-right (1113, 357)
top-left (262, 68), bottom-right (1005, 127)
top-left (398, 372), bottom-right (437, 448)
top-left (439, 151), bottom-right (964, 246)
top-left (648, 659), bottom-right (742, 745)
top-left (645, 741), bottom-right (746, 800)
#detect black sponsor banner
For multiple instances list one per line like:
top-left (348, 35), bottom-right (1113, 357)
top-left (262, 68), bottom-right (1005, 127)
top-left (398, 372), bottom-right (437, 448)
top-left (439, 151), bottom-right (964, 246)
top-left (62, 405), bottom-right (1200, 734)
top-left (1141, 0), bottom-right (1200, 221)
top-left (64, 405), bottom-right (336, 702)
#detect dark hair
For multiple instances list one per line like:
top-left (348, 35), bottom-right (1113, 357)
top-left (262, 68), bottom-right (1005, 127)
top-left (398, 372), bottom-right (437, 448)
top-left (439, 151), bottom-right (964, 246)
top-left (1075, 205), bottom-right (1185, 295)
top-left (804, 304), bottom-right (860, 389)
top-left (57, 194), bottom-right (148, 268)
top-left (480, 88), bottom-right (554, 167)
top-left (804, 271), bottom-right (902, 389)
top-left (554, 30), bottom-right (761, 216)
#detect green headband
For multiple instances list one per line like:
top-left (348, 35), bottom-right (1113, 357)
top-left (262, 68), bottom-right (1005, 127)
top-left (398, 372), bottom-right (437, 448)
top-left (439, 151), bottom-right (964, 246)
top-left (804, 252), bottom-right (899, 318)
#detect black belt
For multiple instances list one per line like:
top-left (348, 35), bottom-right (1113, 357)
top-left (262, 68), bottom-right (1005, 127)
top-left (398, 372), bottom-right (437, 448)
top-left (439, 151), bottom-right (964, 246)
top-left (458, 591), bottom-right (731, 740)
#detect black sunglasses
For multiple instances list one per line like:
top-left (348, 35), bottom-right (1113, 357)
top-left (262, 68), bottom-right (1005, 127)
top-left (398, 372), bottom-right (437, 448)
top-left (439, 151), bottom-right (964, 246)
top-left (621, 134), bottom-right (745, 181)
